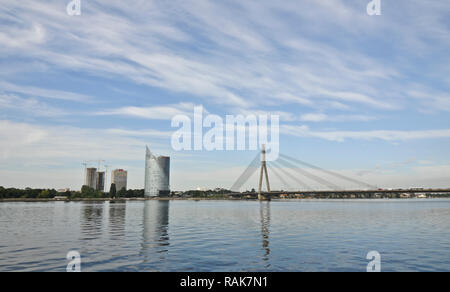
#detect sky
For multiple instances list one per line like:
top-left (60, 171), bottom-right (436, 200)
top-left (0, 0), bottom-right (449, 191)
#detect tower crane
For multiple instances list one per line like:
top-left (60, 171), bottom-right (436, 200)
top-left (84, 160), bottom-right (106, 171)
top-left (82, 160), bottom-right (106, 189)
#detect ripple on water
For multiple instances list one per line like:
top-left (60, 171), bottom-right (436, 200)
top-left (0, 199), bottom-right (449, 271)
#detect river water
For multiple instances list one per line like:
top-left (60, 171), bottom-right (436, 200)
top-left (0, 199), bottom-right (449, 272)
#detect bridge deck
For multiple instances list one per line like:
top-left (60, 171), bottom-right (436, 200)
top-left (230, 189), bottom-right (450, 197)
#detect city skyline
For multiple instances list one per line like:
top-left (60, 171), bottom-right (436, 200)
top-left (0, 1), bottom-right (449, 190)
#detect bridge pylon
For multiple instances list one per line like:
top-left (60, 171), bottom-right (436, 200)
top-left (258, 144), bottom-right (271, 201)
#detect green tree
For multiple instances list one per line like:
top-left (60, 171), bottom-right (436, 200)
top-left (37, 189), bottom-right (50, 199)
top-left (81, 185), bottom-right (96, 198)
top-left (64, 190), bottom-right (72, 198)
top-left (117, 187), bottom-right (127, 198)
top-left (49, 189), bottom-right (57, 198)
top-left (109, 183), bottom-right (117, 198)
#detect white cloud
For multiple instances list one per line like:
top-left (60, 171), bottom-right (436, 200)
top-left (300, 113), bottom-right (327, 122)
top-left (236, 108), bottom-right (297, 122)
top-left (0, 81), bottom-right (94, 103)
top-left (0, 119), bottom-right (171, 163)
top-left (300, 113), bottom-right (376, 122)
top-left (0, 93), bottom-right (67, 117)
top-left (96, 102), bottom-right (201, 120)
top-left (318, 90), bottom-right (398, 110)
top-left (105, 128), bottom-right (172, 138)
top-left (282, 125), bottom-right (450, 142)
top-left (2, 0), bottom-right (445, 112)
top-left (273, 93), bottom-right (313, 106)
top-left (0, 23), bottom-right (46, 49)
top-left (407, 89), bottom-right (450, 112)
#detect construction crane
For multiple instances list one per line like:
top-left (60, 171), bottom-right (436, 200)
top-left (84, 160), bottom-right (106, 171)
top-left (83, 160), bottom-right (106, 188)
top-left (96, 160), bottom-right (105, 172)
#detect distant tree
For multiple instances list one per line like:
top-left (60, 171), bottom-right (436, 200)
top-left (124, 189), bottom-right (145, 198)
top-left (117, 187), bottom-right (127, 198)
top-left (81, 185), bottom-right (96, 198)
top-left (95, 190), bottom-right (103, 198)
top-left (37, 189), bottom-right (50, 199)
top-left (109, 183), bottom-right (117, 198)
top-left (49, 189), bottom-right (57, 198)
top-left (23, 187), bottom-right (35, 198)
top-left (126, 189), bottom-right (134, 198)
top-left (0, 186), bottom-right (150, 199)
top-left (71, 191), bottom-right (81, 198)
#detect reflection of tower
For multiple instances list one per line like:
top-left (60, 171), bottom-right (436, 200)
top-left (80, 202), bottom-right (104, 239)
top-left (141, 201), bottom-right (170, 265)
top-left (258, 144), bottom-right (271, 200)
top-left (108, 202), bottom-right (126, 240)
top-left (260, 201), bottom-right (271, 267)
top-left (144, 146), bottom-right (170, 197)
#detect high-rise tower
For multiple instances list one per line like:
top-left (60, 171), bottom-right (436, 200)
top-left (85, 168), bottom-right (97, 189)
top-left (96, 171), bottom-right (105, 191)
top-left (144, 146), bottom-right (170, 197)
top-left (111, 169), bottom-right (128, 191)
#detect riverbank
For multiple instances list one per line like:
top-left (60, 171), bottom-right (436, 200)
top-left (1, 197), bottom-right (448, 203)
top-left (0, 197), bottom-right (243, 202)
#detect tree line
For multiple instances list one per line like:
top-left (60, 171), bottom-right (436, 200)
top-left (0, 184), bottom-right (145, 199)
top-left (0, 187), bottom-right (59, 199)
top-left (0, 185), bottom-right (233, 199)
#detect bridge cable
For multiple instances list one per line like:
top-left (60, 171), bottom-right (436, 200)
top-left (267, 164), bottom-right (294, 191)
top-left (271, 160), bottom-right (314, 191)
top-left (230, 153), bottom-right (260, 192)
top-left (277, 157), bottom-right (342, 190)
top-left (279, 154), bottom-right (376, 189)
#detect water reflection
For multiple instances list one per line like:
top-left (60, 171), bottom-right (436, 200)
top-left (260, 201), bottom-right (271, 267)
top-left (80, 202), bottom-right (104, 240)
top-left (108, 202), bottom-right (126, 240)
top-left (1, 200), bottom-right (450, 271)
top-left (141, 201), bottom-right (170, 265)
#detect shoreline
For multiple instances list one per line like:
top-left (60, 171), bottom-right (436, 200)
top-left (0, 197), bottom-right (448, 203)
top-left (0, 197), bottom-right (240, 202)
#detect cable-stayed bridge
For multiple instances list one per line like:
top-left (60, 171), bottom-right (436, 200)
top-left (230, 145), bottom-right (450, 200)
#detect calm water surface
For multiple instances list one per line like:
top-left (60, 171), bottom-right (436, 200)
top-left (0, 199), bottom-right (449, 272)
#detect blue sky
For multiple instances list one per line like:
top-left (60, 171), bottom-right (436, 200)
top-left (0, 0), bottom-right (449, 190)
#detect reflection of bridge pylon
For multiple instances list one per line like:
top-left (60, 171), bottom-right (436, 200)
top-left (258, 144), bottom-right (271, 201)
